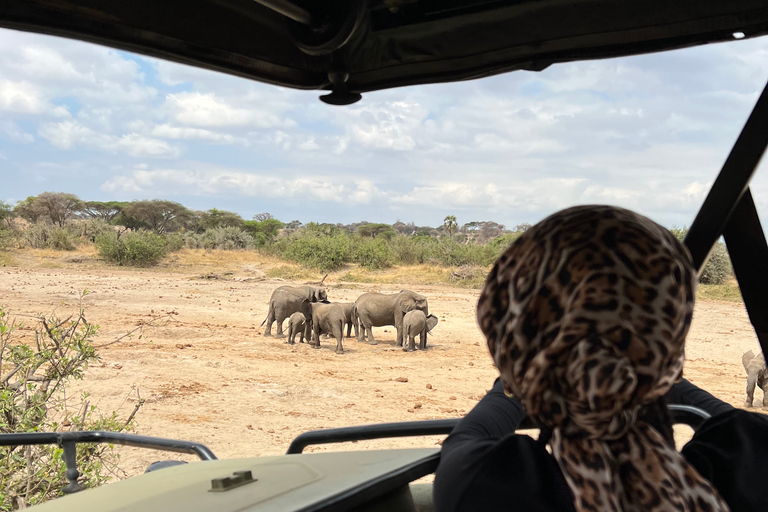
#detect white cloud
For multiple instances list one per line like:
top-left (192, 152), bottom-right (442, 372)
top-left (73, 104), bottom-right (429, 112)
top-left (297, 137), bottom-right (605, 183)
top-left (38, 121), bottom-right (179, 158)
top-left (151, 124), bottom-right (242, 144)
top-left (164, 92), bottom-right (291, 129)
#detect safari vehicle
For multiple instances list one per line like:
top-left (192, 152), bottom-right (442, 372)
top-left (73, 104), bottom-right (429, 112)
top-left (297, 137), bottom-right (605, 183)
top-left (2, 1), bottom-right (768, 511)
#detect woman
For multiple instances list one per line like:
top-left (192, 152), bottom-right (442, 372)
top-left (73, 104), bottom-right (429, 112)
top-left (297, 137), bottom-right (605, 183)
top-left (434, 205), bottom-right (768, 512)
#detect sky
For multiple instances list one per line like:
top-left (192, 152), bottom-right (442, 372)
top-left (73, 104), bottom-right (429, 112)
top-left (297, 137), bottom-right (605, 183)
top-left (2, 28), bottom-right (768, 230)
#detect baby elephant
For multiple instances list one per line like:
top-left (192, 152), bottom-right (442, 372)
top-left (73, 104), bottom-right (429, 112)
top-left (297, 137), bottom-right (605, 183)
top-left (402, 310), bottom-right (439, 352)
top-left (286, 311), bottom-right (309, 345)
top-left (742, 350), bottom-right (768, 408)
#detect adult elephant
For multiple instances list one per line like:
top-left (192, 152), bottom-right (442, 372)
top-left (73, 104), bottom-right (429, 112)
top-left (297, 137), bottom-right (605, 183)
top-left (262, 285), bottom-right (327, 337)
top-left (310, 303), bottom-right (345, 354)
top-left (275, 285), bottom-right (327, 303)
top-left (354, 290), bottom-right (429, 346)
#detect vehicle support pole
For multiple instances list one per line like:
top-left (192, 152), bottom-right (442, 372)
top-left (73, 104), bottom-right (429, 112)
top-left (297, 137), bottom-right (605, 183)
top-left (684, 80), bottom-right (768, 272)
top-left (722, 189), bottom-right (768, 356)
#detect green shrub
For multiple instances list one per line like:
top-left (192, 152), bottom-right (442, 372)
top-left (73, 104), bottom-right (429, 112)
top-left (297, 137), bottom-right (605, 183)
top-left (669, 227), bottom-right (733, 285)
top-left (0, 304), bottom-right (140, 509)
top-left (164, 232), bottom-right (185, 252)
top-left (65, 219), bottom-right (114, 243)
top-left (284, 233), bottom-right (352, 271)
top-left (0, 228), bottom-right (17, 251)
top-left (354, 238), bottom-right (394, 269)
top-left (388, 235), bottom-right (428, 265)
top-left (22, 222), bottom-right (78, 250)
top-left (424, 239), bottom-right (496, 267)
top-left (698, 242), bottom-right (732, 285)
top-left (204, 227), bottom-right (254, 250)
top-left (95, 231), bottom-right (167, 266)
top-left (489, 232), bottom-right (522, 257)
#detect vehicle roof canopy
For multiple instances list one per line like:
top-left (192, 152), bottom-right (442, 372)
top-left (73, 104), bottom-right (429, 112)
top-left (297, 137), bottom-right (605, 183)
top-left (2, 1), bottom-right (768, 103)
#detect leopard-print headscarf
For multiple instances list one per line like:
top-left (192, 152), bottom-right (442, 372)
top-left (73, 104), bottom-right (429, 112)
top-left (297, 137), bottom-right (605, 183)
top-left (477, 205), bottom-right (729, 512)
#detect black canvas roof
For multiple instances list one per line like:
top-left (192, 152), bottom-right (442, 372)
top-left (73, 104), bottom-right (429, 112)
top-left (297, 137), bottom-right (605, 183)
top-left (2, 1), bottom-right (768, 103)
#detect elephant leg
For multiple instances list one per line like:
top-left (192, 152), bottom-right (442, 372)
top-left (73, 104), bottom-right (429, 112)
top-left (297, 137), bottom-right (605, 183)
top-left (419, 329), bottom-right (427, 350)
top-left (312, 324), bottom-right (321, 349)
top-left (356, 317), bottom-right (367, 341)
top-left (263, 305), bottom-right (275, 337)
top-left (745, 374), bottom-right (757, 407)
top-left (274, 310), bottom-right (287, 338)
top-left (287, 325), bottom-right (294, 344)
top-left (760, 375), bottom-right (768, 408)
top-left (346, 321), bottom-right (353, 338)
top-left (367, 325), bottom-right (376, 345)
top-left (335, 325), bottom-right (344, 354)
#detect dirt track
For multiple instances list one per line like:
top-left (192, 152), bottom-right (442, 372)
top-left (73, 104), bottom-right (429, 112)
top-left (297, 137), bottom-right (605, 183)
top-left (0, 253), bottom-right (762, 477)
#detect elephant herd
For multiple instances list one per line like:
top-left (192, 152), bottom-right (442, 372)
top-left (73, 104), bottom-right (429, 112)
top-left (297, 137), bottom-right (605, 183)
top-left (261, 285), bottom-right (438, 354)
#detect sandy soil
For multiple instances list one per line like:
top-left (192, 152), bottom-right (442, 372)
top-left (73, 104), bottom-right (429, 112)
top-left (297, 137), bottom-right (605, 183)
top-left (0, 252), bottom-right (763, 478)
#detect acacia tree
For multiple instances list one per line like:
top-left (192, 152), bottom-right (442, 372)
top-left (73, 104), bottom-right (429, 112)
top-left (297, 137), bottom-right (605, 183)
top-left (200, 208), bottom-right (244, 230)
top-left (357, 223), bottom-right (396, 239)
top-left (81, 201), bottom-right (127, 222)
top-left (13, 197), bottom-right (43, 223)
top-left (33, 192), bottom-right (84, 227)
top-left (0, 201), bottom-right (13, 228)
top-left (443, 215), bottom-right (458, 237)
top-left (123, 200), bottom-right (191, 234)
top-left (514, 222), bottom-right (532, 232)
top-left (253, 212), bottom-right (273, 222)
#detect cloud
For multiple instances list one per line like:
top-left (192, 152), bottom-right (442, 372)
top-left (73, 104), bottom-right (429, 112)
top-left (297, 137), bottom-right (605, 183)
top-left (100, 167), bottom-right (378, 203)
top-left (151, 123), bottom-right (243, 144)
top-left (38, 121), bottom-right (180, 158)
top-left (164, 92), bottom-right (293, 129)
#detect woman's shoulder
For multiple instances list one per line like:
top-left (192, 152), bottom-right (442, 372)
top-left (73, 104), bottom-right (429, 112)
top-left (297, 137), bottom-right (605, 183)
top-left (434, 433), bottom-right (576, 512)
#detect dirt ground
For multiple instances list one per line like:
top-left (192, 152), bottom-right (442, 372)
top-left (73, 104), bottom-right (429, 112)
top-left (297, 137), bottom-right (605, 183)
top-left (0, 250), bottom-right (763, 479)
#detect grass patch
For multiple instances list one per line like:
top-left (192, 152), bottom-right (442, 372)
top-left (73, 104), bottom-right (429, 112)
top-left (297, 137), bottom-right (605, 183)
top-left (264, 265), bottom-right (322, 281)
top-left (0, 252), bottom-right (16, 266)
top-left (162, 248), bottom-right (278, 271)
top-left (697, 282), bottom-right (743, 303)
top-left (339, 264), bottom-right (489, 288)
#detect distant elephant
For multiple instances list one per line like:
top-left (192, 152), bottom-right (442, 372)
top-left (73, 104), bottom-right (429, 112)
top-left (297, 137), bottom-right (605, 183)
top-left (354, 290), bottom-right (429, 346)
top-left (402, 310), bottom-right (439, 352)
top-left (286, 311), bottom-right (310, 345)
top-left (742, 350), bottom-right (768, 408)
top-left (262, 286), bottom-right (325, 337)
top-left (310, 303), bottom-right (345, 354)
top-left (332, 302), bottom-right (356, 338)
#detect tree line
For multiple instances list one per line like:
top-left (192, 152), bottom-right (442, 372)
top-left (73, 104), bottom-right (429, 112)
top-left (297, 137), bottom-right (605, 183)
top-left (0, 192), bottom-right (732, 284)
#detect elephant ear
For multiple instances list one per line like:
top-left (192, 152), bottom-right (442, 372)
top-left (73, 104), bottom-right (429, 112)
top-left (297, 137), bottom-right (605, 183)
top-left (426, 315), bottom-right (438, 332)
top-left (744, 350), bottom-right (756, 372)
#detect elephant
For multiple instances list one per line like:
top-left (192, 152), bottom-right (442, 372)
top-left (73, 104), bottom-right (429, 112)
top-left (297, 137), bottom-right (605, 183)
top-left (354, 290), bottom-right (429, 346)
top-left (262, 286), bottom-right (324, 337)
top-left (320, 303), bottom-right (356, 339)
top-left (275, 285), bottom-right (328, 303)
top-left (742, 350), bottom-right (768, 408)
top-left (286, 311), bottom-right (310, 345)
top-left (310, 302), bottom-right (345, 354)
top-left (402, 310), bottom-right (439, 352)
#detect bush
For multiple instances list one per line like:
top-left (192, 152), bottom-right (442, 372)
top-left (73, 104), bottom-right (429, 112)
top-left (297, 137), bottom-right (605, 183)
top-left (424, 239), bottom-right (496, 267)
top-left (65, 219), bottom-right (114, 243)
top-left (95, 230), bottom-right (167, 266)
top-left (22, 222), bottom-right (78, 250)
top-left (205, 227), bottom-right (254, 250)
top-left (698, 242), bottom-right (732, 285)
top-left (284, 232), bottom-right (352, 271)
top-left (488, 232), bottom-right (522, 257)
top-left (0, 228), bottom-right (17, 251)
top-left (388, 235), bottom-right (428, 265)
top-left (669, 227), bottom-right (733, 285)
top-left (164, 232), bottom-right (185, 252)
top-left (354, 238), bottom-right (394, 269)
top-left (0, 304), bottom-right (140, 509)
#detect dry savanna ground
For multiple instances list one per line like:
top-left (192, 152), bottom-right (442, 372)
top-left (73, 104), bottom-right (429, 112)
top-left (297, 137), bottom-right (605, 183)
top-left (0, 248), bottom-right (762, 479)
